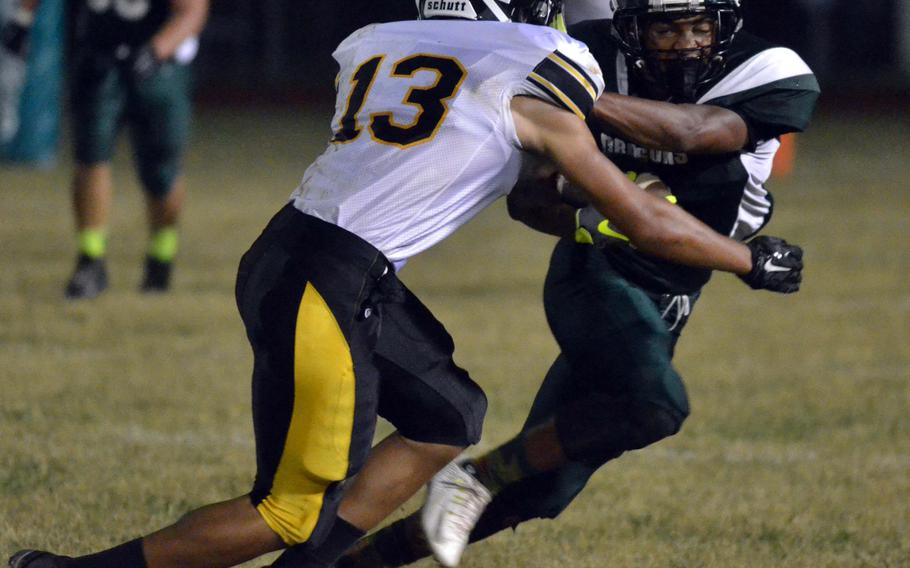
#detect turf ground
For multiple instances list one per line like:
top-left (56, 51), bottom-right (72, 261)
top-left (1, 101), bottom-right (908, 567)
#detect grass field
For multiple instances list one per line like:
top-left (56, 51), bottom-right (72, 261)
top-left (1, 102), bottom-right (908, 567)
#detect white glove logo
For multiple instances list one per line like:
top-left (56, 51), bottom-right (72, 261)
top-left (762, 258), bottom-right (792, 273)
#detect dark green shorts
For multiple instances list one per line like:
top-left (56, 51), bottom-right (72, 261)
top-left (542, 239), bottom-right (698, 413)
top-left (70, 50), bottom-right (192, 197)
top-left (467, 240), bottom-right (703, 526)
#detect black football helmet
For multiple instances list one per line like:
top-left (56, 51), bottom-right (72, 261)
top-left (416, 0), bottom-right (563, 26)
top-left (611, 0), bottom-right (743, 101)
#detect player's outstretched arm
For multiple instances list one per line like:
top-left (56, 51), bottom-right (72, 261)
top-left (511, 94), bottom-right (750, 274)
top-left (506, 165), bottom-right (576, 238)
top-left (150, 0), bottom-right (209, 61)
top-left (510, 95), bottom-right (802, 292)
top-left (129, 0), bottom-right (208, 82)
top-left (592, 92), bottom-right (749, 154)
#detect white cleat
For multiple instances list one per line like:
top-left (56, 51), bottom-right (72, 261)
top-left (421, 461), bottom-right (492, 567)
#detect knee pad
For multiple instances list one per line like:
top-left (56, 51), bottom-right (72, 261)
top-left (138, 157), bottom-right (180, 199)
top-left (632, 403), bottom-right (687, 447)
top-left (555, 394), bottom-right (688, 467)
top-left (376, 356), bottom-right (487, 447)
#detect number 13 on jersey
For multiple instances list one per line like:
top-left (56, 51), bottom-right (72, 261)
top-left (332, 54), bottom-right (467, 149)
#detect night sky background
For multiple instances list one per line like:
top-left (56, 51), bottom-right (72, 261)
top-left (186, 0), bottom-right (906, 102)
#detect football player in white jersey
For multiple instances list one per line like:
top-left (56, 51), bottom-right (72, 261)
top-left (10, 1), bottom-right (803, 568)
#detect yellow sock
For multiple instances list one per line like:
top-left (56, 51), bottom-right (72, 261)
top-left (148, 227), bottom-right (179, 263)
top-left (78, 229), bottom-right (107, 259)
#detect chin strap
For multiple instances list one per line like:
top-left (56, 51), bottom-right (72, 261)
top-left (664, 57), bottom-right (702, 102)
top-left (638, 49), bottom-right (724, 102)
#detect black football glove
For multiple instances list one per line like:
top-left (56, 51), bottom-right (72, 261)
top-left (131, 43), bottom-right (162, 83)
top-left (738, 235), bottom-right (804, 293)
top-left (0, 10), bottom-right (33, 58)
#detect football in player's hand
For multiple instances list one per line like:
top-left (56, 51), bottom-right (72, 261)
top-left (555, 174), bottom-right (589, 207)
top-left (629, 172), bottom-right (673, 200)
top-left (558, 171), bottom-right (673, 207)
top-left (574, 172), bottom-right (677, 247)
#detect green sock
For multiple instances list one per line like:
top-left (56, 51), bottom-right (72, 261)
top-left (472, 434), bottom-right (536, 495)
top-left (147, 227), bottom-right (178, 263)
top-left (78, 228), bottom-right (107, 259)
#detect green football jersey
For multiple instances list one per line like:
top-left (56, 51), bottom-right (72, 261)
top-left (569, 21), bottom-right (820, 294)
top-left (75, 0), bottom-right (170, 51)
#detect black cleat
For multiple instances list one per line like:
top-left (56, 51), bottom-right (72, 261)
top-left (64, 255), bottom-right (109, 300)
top-left (8, 550), bottom-right (72, 568)
top-left (140, 256), bottom-right (172, 293)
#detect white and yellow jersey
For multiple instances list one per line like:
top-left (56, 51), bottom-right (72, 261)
top-left (291, 19), bottom-right (603, 268)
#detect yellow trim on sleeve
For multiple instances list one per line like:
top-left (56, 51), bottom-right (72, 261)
top-left (528, 71), bottom-right (586, 120)
top-left (547, 52), bottom-right (597, 102)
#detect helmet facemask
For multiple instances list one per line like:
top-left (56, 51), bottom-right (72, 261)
top-left (612, 1), bottom-right (742, 102)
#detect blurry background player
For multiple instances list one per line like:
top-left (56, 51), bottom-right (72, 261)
top-left (4, 0), bottom-right (208, 299)
top-left (0, 0), bottom-right (33, 143)
top-left (337, 0), bottom-right (820, 566)
top-left (8, 0), bottom-right (808, 567)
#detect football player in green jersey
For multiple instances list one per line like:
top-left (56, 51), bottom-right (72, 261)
top-left (3, 0), bottom-right (208, 299)
top-left (337, 1), bottom-right (820, 566)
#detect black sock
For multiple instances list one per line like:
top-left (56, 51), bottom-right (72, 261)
top-left (372, 513), bottom-right (430, 567)
top-left (313, 517), bottom-right (365, 566)
top-left (272, 518), bottom-right (365, 568)
top-left (470, 492), bottom-right (527, 543)
top-left (69, 538), bottom-right (147, 568)
top-left (472, 434), bottom-right (536, 494)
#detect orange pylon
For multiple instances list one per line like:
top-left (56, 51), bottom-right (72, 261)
top-left (772, 133), bottom-right (797, 178)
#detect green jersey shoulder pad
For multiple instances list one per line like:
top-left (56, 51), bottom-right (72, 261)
top-left (698, 47), bottom-right (820, 136)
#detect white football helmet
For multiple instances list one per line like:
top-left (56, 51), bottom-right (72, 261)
top-left (416, 0), bottom-right (564, 26)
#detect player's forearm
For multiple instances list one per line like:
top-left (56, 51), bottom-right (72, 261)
top-left (506, 185), bottom-right (575, 237)
top-left (513, 95), bottom-right (753, 276)
top-left (592, 92), bottom-right (748, 154)
top-left (151, 0), bottom-right (208, 60)
top-left (560, 138), bottom-right (752, 275)
top-left (511, 206), bottom-right (574, 237)
top-left (613, 195), bottom-right (753, 275)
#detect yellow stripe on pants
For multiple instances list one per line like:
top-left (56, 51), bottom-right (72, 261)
top-left (257, 282), bottom-right (357, 545)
